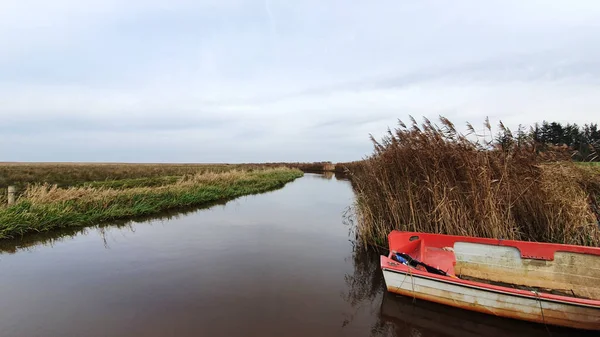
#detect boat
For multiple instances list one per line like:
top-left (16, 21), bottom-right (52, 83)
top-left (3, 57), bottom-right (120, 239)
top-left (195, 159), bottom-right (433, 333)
top-left (380, 231), bottom-right (600, 330)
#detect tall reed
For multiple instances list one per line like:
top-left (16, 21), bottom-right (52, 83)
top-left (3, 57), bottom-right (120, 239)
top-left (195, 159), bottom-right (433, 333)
top-left (350, 117), bottom-right (600, 247)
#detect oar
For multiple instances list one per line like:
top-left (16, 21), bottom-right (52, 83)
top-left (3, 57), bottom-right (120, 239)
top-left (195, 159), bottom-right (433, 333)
top-left (395, 252), bottom-right (453, 277)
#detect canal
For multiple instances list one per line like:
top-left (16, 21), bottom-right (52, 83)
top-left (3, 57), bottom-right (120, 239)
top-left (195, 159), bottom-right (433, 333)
top-left (0, 174), bottom-right (588, 336)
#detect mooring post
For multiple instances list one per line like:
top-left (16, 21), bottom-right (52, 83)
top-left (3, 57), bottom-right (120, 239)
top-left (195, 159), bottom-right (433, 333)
top-left (7, 186), bottom-right (15, 205)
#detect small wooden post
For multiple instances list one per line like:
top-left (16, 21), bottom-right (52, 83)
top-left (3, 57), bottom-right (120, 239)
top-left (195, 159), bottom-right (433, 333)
top-left (7, 186), bottom-right (15, 205)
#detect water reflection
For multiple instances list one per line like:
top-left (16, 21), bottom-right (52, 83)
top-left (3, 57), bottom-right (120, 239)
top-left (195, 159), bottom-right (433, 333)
top-left (1, 173), bottom-right (350, 255)
top-left (343, 246), bottom-right (385, 308)
top-left (0, 225), bottom-right (124, 254)
top-left (341, 245), bottom-right (395, 336)
top-left (0, 192), bottom-right (247, 254)
top-left (379, 292), bottom-right (599, 337)
top-left (306, 170), bottom-right (349, 180)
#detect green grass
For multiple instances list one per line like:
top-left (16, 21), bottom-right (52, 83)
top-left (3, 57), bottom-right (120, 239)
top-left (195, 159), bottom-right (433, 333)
top-left (81, 176), bottom-right (181, 189)
top-left (577, 162), bottom-right (600, 168)
top-left (0, 168), bottom-right (303, 239)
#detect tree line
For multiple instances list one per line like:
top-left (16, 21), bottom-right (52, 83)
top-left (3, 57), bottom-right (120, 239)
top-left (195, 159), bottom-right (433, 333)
top-left (496, 121), bottom-right (600, 161)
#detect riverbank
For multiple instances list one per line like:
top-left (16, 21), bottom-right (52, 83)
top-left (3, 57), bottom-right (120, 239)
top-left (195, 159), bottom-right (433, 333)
top-left (0, 167), bottom-right (303, 239)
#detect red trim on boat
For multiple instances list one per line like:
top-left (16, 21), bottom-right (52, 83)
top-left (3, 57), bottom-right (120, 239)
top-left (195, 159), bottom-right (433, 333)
top-left (389, 231), bottom-right (600, 261)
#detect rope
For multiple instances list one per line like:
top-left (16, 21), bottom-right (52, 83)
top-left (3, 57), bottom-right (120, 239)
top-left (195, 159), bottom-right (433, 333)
top-left (408, 262), bottom-right (417, 302)
top-left (394, 256), bottom-right (417, 302)
top-left (533, 290), bottom-right (552, 337)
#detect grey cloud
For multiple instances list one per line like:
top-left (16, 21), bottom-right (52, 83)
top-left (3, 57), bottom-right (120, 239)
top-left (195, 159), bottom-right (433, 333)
top-left (2, 1), bottom-right (600, 162)
top-left (311, 113), bottom-right (396, 130)
top-left (276, 48), bottom-right (600, 102)
top-left (198, 46), bottom-right (600, 110)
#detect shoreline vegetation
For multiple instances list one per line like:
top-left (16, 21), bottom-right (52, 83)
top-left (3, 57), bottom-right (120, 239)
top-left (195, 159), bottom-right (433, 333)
top-left (0, 167), bottom-right (302, 239)
top-left (347, 117), bottom-right (600, 248)
top-left (1, 118), bottom-right (599, 245)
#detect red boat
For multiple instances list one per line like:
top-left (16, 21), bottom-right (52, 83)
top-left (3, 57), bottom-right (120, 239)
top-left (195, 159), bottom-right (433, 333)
top-left (380, 231), bottom-right (600, 330)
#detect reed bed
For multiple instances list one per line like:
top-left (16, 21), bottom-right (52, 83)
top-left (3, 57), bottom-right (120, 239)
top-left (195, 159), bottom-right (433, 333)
top-left (0, 167), bottom-right (302, 239)
top-left (350, 117), bottom-right (600, 247)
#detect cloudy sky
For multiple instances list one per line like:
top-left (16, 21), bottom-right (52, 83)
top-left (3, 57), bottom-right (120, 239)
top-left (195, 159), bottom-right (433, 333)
top-left (2, 0), bottom-right (600, 162)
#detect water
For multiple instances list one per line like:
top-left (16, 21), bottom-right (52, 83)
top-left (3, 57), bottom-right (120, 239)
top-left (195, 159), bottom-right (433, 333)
top-left (0, 174), bottom-right (590, 337)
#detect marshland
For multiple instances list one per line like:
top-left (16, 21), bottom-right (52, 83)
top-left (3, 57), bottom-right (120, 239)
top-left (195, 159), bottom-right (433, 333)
top-left (1, 118), bottom-right (599, 337)
top-left (0, 164), bottom-right (303, 238)
top-left (1, 118), bottom-right (599, 246)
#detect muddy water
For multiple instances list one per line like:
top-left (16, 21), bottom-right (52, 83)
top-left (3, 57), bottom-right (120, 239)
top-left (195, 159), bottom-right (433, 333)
top-left (0, 174), bottom-right (591, 337)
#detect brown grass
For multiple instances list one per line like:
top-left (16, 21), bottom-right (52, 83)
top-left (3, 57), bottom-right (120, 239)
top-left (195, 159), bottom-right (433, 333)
top-left (0, 163), bottom-right (242, 189)
top-left (350, 117), bottom-right (600, 247)
top-left (0, 162), bottom-right (342, 190)
top-left (20, 169), bottom-right (289, 205)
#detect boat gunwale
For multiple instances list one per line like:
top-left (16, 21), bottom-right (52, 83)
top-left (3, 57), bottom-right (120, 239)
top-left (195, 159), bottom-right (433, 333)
top-left (390, 231), bottom-right (600, 260)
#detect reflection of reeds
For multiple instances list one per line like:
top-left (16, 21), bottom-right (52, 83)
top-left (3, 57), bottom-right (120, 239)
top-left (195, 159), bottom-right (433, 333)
top-left (0, 222), bottom-right (131, 254)
top-left (262, 162), bottom-right (337, 172)
top-left (341, 242), bottom-right (390, 332)
top-left (350, 117), bottom-right (600, 247)
top-left (0, 168), bottom-right (302, 239)
top-left (343, 245), bottom-right (386, 306)
top-left (0, 196), bottom-right (236, 254)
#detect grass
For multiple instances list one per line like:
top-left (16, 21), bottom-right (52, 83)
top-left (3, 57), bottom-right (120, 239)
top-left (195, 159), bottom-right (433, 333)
top-left (0, 162), bottom-right (249, 189)
top-left (348, 117), bottom-right (600, 247)
top-left (0, 167), bottom-right (303, 239)
top-left (577, 162), bottom-right (600, 168)
top-left (0, 162), bottom-right (342, 190)
top-left (81, 176), bottom-right (181, 189)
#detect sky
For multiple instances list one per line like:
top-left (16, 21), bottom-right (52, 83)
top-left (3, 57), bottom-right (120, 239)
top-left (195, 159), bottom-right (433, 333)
top-left (1, 0), bottom-right (600, 163)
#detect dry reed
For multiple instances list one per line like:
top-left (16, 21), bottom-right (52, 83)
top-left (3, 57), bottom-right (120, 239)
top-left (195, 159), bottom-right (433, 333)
top-left (350, 117), bottom-right (600, 247)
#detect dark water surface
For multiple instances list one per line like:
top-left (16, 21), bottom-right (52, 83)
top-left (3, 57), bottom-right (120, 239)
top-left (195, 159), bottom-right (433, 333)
top-left (0, 174), bottom-right (589, 337)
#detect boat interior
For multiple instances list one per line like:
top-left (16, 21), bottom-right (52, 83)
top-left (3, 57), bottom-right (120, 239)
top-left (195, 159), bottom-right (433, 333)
top-left (388, 232), bottom-right (600, 301)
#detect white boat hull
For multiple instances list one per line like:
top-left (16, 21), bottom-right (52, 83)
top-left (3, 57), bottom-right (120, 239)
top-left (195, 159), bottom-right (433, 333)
top-left (382, 268), bottom-right (600, 330)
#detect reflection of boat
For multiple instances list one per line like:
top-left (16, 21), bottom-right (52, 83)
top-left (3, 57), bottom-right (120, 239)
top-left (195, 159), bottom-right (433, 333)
top-left (380, 292), bottom-right (591, 337)
top-left (322, 171), bottom-right (334, 179)
top-left (381, 231), bottom-right (600, 330)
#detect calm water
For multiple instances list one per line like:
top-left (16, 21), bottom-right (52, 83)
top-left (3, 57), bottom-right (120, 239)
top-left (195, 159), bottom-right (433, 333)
top-left (0, 174), bottom-right (589, 337)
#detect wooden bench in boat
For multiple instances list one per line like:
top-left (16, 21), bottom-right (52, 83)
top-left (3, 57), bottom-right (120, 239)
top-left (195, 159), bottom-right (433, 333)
top-left (453, 242), bottom-right (600, 300)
